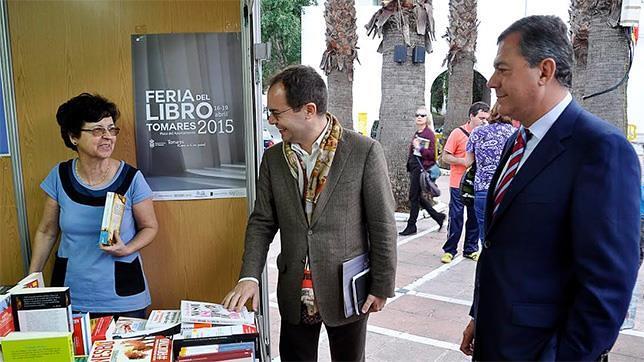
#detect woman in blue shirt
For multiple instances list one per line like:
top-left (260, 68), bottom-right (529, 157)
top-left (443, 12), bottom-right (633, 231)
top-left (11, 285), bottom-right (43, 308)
top-left (28, 93), bottom-right (158, 319)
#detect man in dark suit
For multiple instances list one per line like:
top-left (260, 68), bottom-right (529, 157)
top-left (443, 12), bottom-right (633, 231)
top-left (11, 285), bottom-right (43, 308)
top-left (222, 65), bottom-right (397, 361)
top-left (460, 15), bottom-right (640, 361)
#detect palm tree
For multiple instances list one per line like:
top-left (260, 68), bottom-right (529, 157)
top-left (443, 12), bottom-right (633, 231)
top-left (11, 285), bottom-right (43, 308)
top-left (320, 0), bottom-right (359, 130)
top-left (366, 0), bottom-right (435, 209)
top-left (570, 0), bottom-right (630, 132)
top-left (442, 0), bottom-right (478, 139)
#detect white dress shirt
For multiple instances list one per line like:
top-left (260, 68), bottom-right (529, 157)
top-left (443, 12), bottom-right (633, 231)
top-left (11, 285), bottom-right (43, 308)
top-left (495, 93), bottom-right (572, 190)
top-left (239, 120), bottom-right (330, 285)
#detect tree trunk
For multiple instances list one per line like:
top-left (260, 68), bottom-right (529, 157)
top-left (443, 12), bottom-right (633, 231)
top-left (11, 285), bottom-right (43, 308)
top-left (442, 0), bottom-right (478, 149)
top-left (379, 21), bottom-right (426, 211)
top-left (581, 16), bottom-right (629, 132)
top-left (444, 54), bottom-right (474, 138)
top-left (327, 71), bottom-right (353, 129)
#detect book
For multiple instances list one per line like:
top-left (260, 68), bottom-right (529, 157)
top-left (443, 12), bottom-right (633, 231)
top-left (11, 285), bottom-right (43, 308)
top-left (177, 342), bottom-right (255, 362)
top-left (10, 272), bottom-right (45, 292)
top-left (181, 324), bottom-right (258, 339)
top-left (0, 272), bottom-right (45, 338)
top-left (90, 316), bottom-right (115, 342)
top-left (341, 252), bottom-right (370, 318)
top-left (1, 293), bottom-right (15, 337)
top-left (178, 352), bottom-right (253, 362)
top-left (87, 336), bottom-right (172, 362)
top-left (110, 315), bottom-right (180, 340)
top-left (112, 317), bottom-right (148, 336)
top-left (0, 331), bottom-right (74, 362)
top-left (172, 334), bottom-right (259, 361)
top-left (72, 312), bottom-right (92, 356)
top-left (146, 310), bottom-right (181, 329)
top-left (180, 301), bottom-right (254, 325)
top-left (351, 268), bottom-right (371, 315)
top-left (10, 287), bottom-right (73, 332)
top-left (99, 192), bottom-right (126, 246)
top-left (178, 348), bottom-right (253, 361)
top-left (413, 136), bottom-right (431, 156)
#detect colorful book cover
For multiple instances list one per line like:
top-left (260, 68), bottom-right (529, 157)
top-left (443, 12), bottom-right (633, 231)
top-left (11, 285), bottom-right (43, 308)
top-left (0, 331), bottom-right (74, 362)
top-left (146, 310), bottom-right (181, 329)
top-left (180, 300), bottom-right (254, 325)
top-left (72, 312), bottom-right (91, 356)
top-left (0, 293), bottom-right (14, 337)
top-left (88, 336), bottom-right (172, 362)
top-left (90, 316), bottom-right (115, 343)
top-left (181, 324), bottom-right (257, 339)
top-left (99, 192), bottom-right (126, 246)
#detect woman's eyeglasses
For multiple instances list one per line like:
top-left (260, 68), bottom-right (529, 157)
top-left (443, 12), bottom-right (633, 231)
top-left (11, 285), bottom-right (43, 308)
top-left (416, 113), bottom-right (427, 117)
top-left (80, 127), bottom-right (120, 137)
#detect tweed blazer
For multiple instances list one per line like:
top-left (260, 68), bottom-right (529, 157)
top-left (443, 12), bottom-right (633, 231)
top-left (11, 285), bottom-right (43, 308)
top-left (239, 129), bottom-right (397, 327)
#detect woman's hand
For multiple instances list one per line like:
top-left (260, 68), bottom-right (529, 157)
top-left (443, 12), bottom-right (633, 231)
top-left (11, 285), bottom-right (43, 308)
top-left (99, 231), bottom-right (130, 257)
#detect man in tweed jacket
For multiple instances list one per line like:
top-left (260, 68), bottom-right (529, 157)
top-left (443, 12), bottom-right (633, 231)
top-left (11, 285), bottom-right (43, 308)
top-left (223, 65), bottom-right (397, 361)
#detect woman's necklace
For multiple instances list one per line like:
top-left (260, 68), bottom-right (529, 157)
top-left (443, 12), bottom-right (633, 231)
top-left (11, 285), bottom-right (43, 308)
top-left (76, 160), bottom-right (111, 187)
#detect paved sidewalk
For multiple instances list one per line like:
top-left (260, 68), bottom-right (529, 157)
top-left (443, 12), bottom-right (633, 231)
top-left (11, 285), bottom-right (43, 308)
top-left (262, 175), bottom-right (644, 361)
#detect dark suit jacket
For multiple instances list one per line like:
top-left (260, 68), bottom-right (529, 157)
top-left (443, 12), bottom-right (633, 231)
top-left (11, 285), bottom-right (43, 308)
top-left (240, 129), bottom-right (398, 327)
top-left (471, 100), bottom-right (641, 361)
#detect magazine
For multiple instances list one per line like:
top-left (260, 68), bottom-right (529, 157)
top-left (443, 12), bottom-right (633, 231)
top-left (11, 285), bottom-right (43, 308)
top-left (88, 336), bottom-right (172, 362)
top-left (146, 310), bottom-right (181, 329)
top-left (180, 301), bottom-right (254, 325)
top-left (180, 324), bottom-right (258, 339)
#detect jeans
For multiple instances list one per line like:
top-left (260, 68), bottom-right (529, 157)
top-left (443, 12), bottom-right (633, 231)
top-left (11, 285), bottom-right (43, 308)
top-left (443, 187), bottom-right (479, 255)
top-left (474, 190), bottom-right (488, 241)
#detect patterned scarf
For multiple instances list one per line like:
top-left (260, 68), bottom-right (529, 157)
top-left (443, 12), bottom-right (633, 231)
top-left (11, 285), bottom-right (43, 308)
top-left (283, 112), bottom-right (342, 322)
top-left (283, 112), bottom-right (342, 224)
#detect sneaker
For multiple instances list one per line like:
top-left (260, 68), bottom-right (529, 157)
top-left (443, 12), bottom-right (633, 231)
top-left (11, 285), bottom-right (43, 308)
top-left (464, 252), bottom-right (479, 261)
top-left (398, 224), bottom-right (417, 236)
top-left (440, 252), bottom-right (454, 264)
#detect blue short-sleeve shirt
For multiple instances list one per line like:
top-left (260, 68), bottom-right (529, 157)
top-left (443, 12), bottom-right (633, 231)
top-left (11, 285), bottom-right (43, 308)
top-left (41, 159), bottom-right (153, 313)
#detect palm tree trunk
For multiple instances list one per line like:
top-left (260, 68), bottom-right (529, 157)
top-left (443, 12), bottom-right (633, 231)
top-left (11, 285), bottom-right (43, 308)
top-left (327, 71), bottom-right (353, 129)
top-left (582, 16), bottom-right (629, 131)
top-left (379, 20), bottom-right (426, 210)
top-left (442, 0), bottom-right (478, 140)
top-left (321, 0), bottom-right (357, 130)
top-left (444, 55), bottom-right (474, 136)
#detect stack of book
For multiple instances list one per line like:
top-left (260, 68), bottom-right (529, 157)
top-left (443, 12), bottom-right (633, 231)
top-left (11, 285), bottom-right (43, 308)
top-left (172, 300), bottom-right (261, 361)
top-left (0, 293), bottom-right (266, 361)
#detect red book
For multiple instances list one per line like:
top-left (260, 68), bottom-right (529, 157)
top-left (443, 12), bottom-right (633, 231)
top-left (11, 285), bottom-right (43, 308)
top-left (177, 349), bottom-right (253, 362)
top-left (90, 316), bottom-right (115, 342)
top-left (0, 294), bottom-right (14, 337)
top-left (72, 316), bottom-right (85, 355)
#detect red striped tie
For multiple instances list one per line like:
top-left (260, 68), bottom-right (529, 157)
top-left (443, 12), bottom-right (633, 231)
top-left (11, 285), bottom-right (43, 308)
top-left (493, 128), bottom-right (531, 218)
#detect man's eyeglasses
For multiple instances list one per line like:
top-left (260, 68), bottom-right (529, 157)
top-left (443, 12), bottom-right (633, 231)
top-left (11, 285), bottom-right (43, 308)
top-left (416, 113), bottom-right (427, 117)
top-left (267, 107), bottom-right (293, 120)
top-left (80, 127), bottom-right (120, 137)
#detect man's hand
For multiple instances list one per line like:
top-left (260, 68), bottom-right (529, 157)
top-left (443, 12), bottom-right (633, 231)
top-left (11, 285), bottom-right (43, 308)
top-left (361, 294), bottom-right (387, 314)
top-left (460, 319), bottom-right (475, 356)
top-left (222, 280), bottom-right (260, 312)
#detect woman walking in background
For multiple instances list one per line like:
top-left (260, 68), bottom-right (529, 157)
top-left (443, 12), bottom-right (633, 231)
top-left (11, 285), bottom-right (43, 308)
top-left (464, 103), bottom-right (515, 241)
top-left (399, 107), bottom-right (446, 236)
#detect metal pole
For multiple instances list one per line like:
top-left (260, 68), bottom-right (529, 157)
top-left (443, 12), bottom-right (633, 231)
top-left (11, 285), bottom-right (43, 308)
top-left (0, 0), bottom-right (31, 274)
top-left (241, 0), bottom-right (272, 360)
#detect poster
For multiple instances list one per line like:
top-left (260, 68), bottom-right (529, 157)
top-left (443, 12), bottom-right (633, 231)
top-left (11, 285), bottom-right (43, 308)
top-left (132, 33), bottom-right (245, 200)
top-left (0, 75), bottom-right (9, 157)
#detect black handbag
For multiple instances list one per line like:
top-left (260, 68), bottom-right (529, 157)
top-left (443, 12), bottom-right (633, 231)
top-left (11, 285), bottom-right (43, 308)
top-left (459, 162), bottom-right (476, 207)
